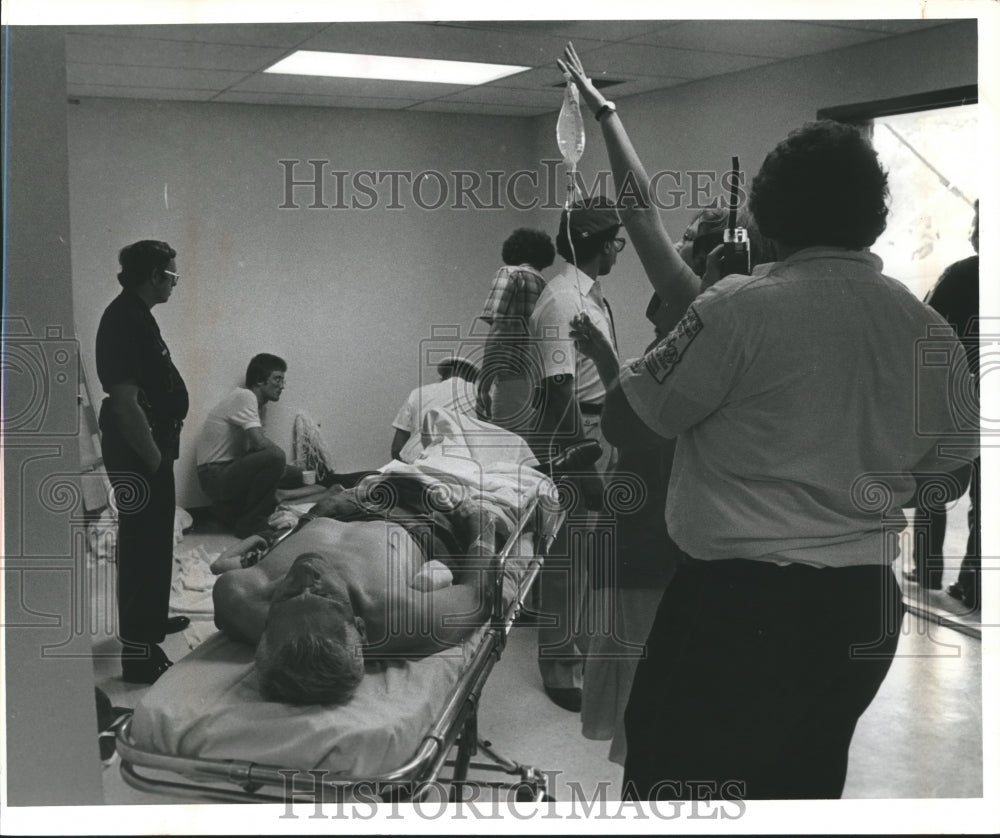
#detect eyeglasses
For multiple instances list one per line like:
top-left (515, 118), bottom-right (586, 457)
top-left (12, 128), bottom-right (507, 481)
top-left (613, 237), bottom-right (627, 252)
top-left (162, 270), bottom-right (180, 283)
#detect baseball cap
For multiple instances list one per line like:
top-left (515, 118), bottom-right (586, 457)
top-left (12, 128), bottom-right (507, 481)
top-left (559, 195), bottom-right (622, 242)
top-left (437, 355), bottom-right (480, 382)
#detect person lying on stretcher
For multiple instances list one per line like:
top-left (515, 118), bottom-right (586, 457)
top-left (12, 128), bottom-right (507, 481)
top-left (211, 473), bottom-right (501, 707)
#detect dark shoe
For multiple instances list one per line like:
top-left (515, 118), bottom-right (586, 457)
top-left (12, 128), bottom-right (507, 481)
top-left (163, 615), bottom-right (190, 635)
top-left (543, 686), bottom-right (582, 713)
top-left (121, 645), bottom-right (173, 685)
top-left (946, 583), bottom-right (966, 601)
top-left (946, 583), bottom-right (978, 609)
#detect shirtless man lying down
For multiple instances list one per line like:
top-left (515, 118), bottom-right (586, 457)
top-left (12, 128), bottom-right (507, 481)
top-left (212, 476), bottom-right (498, 707)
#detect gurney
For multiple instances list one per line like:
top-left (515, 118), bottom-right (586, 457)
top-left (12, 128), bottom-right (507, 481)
top-left (115, 410), bottom-right (579, 803)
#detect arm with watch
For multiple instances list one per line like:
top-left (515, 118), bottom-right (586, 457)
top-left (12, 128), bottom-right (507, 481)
top-left (558, 43), bottom-right (700, 315)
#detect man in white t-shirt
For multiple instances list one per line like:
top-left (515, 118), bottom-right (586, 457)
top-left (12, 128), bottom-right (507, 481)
top-left (390, 357), bottom-right (479, 463)
top-left (197, 353), bottom-right (302, 537)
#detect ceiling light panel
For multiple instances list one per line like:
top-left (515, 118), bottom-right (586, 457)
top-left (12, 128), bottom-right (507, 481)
top-left (265, 50), bottom-right (530, 85)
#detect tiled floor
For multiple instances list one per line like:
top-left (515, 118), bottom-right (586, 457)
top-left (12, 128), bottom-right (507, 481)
top-left (95, 502), bottom-right (983, 805)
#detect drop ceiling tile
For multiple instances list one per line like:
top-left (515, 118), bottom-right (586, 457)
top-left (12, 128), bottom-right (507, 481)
top-left (475, 66), bottom-right (566, 90)
top-left (66, 33), bottom-right (286, 72)
top-left (477, 71), bottom-right (688, 110)
top-left (630, 20), bottom-right (886, 59)
top-left (435, 20), bottom-right (684, 43)
top-left (441, 85), bottom-right (570, 108)
top-left (213, 90), bottom-right (424, 110)
top-left (814, 19), bottom-right (952, 35)
top-left (583, 41), bottom-right (774, 79)
top-left (579, 74), bottom-right (690, 98)
top-left (295, 21), bottom-right (602, 69)
top-left (490, 64), bottom-right (689, 91)
top-left (65, 23), bottom-right (329, 47)
top-left (67, 63), bottom-right (250, 90)
top-left (228, 72), bottom-right (467, 100)
top-left (408, 100), bottom-right (550, 117)
top-left (67, 84), bottom-right (218, 102)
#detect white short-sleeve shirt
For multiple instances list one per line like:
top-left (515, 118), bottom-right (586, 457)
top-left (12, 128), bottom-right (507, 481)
top-left (619, 247), bottom-right (975, 567)
top-left (196, 387), bottom-right (262, 466)
top-left (391, 377), bottom-right (478, 463)
top-left (528, 265), bottom-right (617, 404)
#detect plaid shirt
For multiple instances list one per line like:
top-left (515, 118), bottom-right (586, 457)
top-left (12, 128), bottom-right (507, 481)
top-left (479, 264), bottom-right (547, 381)
top-left (479, 264), bottom-right (546, 324)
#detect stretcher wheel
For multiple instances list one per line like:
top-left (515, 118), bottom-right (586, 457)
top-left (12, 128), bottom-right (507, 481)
top-left (512, 782), bottom-right (544, 803)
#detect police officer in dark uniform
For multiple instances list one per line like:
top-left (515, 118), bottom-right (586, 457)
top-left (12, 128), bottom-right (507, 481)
top-left (97, 240), bottom-right (190, 684)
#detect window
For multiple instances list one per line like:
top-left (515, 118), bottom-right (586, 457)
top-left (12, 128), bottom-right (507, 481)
top-left (818, 87), bottom-right (978, 299)
top-left (870, 104), bottom-right (978, 299)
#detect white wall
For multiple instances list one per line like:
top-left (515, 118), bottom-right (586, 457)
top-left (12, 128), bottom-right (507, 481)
top-left (68, 101), bottom-right (548, 506)
top-left (68, 21), bottom-right (977, 507)
top-left (529, 20), bottom-right (978, 363)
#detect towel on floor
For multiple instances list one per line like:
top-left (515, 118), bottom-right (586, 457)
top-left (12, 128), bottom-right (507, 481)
top-left (171, 545), bottom-right (222, 650)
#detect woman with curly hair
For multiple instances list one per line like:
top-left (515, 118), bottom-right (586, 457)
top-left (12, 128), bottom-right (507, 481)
top-left (560, 43), bottom-right (975, 800)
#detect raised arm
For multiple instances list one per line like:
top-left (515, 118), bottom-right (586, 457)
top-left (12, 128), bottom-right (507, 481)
top-left (559, 43), bottom-right (700, 314)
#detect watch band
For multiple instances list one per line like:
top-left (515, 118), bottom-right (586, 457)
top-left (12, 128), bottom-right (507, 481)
top-left (595, 101), bottom-right (617, 122)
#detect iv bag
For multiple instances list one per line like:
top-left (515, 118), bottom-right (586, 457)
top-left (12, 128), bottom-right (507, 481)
top-left (557, 76), bottom-right (585, 167)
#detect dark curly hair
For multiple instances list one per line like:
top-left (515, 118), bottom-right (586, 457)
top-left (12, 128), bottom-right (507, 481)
top-left (501, 228), bottom-right (556, 272)
top-left (749, 120), bottom-right (889, 250)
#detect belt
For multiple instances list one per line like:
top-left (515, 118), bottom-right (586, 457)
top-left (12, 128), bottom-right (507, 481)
top-left (579, 401), bottom-right (604, 416)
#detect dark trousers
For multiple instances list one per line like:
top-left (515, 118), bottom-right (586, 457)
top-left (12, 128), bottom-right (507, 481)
top-left (955, 457), bottom-right (981, 607)
top-left (198, 449), bottom-right (299, 538)
top-left (911, 505), bottom-right (947, 589)
top-left (913, 456), bottom-right (980, 603)
top-left (623, 557), bottom-right (903, 800)
top-left (100, 421), bottom-right (176, 647)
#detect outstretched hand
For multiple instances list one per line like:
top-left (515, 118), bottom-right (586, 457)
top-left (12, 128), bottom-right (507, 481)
top-left (570, 311), bottom-right (615, 365)
top-left (557, 42), bottom-right (606, 116)
top-left (211, 535), bottom-right (267, 575)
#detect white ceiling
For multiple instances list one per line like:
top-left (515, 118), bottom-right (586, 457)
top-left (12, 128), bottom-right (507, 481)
top-left (64, 19), bottom-right (948, 116)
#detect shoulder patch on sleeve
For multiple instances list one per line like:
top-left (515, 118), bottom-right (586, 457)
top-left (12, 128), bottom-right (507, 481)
top-left (641, 307), bottom-right (704, 383)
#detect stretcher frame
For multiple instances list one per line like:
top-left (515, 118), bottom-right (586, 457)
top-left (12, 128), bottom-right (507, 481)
top-left (114, 492), bottom-right (562, 804)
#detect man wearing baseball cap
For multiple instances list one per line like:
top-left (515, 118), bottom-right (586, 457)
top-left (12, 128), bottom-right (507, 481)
top-left (527, 195), bottom-right (625, 711)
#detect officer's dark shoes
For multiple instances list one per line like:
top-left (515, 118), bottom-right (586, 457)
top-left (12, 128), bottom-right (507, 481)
top-left (163, 615), bottom-right (190, 635)
top-left (121, 644), bottom-right (173, 685)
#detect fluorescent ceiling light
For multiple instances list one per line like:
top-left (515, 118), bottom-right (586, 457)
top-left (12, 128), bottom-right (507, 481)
top-left (264, 50), bottom-right (530, 85)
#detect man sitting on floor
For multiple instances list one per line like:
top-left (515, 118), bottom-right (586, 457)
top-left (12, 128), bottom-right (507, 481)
top-left (196, 353), bottom-right (304, 537)
top-left (211, 473), bottom-right (499, 706)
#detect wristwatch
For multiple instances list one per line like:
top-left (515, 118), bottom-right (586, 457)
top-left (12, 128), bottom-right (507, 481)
top-left (595, 101), bottom-right (617, 122)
